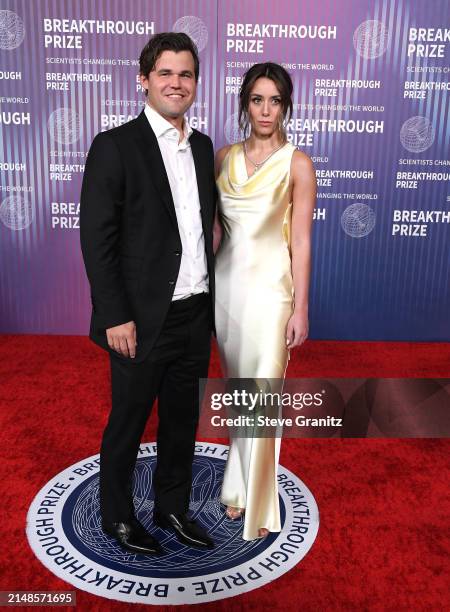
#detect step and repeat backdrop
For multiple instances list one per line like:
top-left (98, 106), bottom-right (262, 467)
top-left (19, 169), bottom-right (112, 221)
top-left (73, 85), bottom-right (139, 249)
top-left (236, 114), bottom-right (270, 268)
top-left (0, 0), bottom-right (449, 340)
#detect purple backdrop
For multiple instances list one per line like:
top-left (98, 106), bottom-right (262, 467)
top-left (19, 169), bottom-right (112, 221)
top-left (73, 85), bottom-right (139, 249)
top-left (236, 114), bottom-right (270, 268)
top-left (0, 0), bottom-right (449, 340)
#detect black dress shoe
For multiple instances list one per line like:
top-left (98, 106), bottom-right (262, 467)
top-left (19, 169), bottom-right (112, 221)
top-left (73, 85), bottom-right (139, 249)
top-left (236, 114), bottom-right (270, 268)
top-left (102, 518), bottom-right (163, 555)
top-left (153, 511), bottom-right (214, 549)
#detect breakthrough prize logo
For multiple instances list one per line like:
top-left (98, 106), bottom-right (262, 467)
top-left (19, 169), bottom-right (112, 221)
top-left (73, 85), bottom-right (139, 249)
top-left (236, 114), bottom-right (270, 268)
top-left (173, 16), bottom-right (208, 52)
top-left (26, 442), bottom-right (319, 605)
top-left (0, 10), bottom-right (25, 50)
top-left (224, 112), bottom-right (243, 144)
top-left (341, 203), bottom-right (376, 238)
top-left (400, 116), bottom-right (435, 153)
top-left (353, 20), bottom-right (389, 59)
top-left (0, 196), bottom-right (34, 230)
top-left (47, 108), bottom-right (82, 145)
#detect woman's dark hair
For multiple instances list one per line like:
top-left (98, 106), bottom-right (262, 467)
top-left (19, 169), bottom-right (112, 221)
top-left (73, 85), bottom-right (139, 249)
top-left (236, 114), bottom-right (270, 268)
top-left (239, 62), bottom-right (293, 140)
top-left (139, 32), bottom-right (200, 95)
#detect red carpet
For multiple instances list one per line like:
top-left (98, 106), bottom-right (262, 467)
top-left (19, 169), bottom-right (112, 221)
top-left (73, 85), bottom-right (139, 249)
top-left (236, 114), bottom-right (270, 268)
top-left (0, 335), bottom-right (449, 610)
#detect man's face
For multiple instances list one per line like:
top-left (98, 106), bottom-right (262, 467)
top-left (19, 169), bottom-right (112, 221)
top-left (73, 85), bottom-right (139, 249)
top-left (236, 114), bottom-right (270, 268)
top-left (140, 50), bottom-right (197, 121)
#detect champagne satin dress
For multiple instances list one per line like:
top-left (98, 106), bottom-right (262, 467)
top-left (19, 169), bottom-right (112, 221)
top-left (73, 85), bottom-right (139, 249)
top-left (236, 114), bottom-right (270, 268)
top-left (215, 141), bottom-right (296, 540)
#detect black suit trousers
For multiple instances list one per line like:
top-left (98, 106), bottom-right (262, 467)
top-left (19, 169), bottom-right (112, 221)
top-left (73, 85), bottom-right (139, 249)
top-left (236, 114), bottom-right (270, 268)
top-left (99, 293), bottom-right (212, 522)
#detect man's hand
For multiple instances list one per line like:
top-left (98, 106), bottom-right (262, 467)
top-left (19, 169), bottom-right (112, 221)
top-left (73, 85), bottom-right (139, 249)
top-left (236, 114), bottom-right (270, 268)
top-left (106, 321), bottom-right (137, 358)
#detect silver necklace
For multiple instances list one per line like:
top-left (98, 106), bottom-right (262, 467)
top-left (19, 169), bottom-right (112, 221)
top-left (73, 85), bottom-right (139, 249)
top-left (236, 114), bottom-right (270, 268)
top-left (243, 140), bottom-right (285, 172)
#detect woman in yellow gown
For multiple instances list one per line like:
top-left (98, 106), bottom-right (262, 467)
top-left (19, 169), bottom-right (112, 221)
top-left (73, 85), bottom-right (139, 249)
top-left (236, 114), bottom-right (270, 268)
top-left (214, 63), bottom-right (316, 540)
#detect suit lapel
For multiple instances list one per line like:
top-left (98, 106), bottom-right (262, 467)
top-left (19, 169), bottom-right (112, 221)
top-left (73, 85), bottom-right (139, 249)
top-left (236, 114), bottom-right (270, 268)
top-left (190, 132), bottom-right (211, 236)
top-left (134, 111), bottom-right (178, 228)
top-left (135, 110), bottom-right (212, 240)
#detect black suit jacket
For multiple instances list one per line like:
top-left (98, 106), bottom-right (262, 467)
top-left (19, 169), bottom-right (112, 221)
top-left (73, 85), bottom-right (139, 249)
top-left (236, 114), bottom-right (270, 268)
top-left (80, 110), bottom-right (216, 363)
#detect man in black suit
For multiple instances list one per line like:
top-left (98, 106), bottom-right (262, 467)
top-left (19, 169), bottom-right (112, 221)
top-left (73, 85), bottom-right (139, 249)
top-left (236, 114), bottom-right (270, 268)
top-left (80, 32), bottom-right (216, 555)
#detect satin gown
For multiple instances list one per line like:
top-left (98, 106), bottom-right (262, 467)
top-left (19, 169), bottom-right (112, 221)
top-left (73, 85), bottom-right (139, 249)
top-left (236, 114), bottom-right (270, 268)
top-left (215, 141), bottom-right (296, 540)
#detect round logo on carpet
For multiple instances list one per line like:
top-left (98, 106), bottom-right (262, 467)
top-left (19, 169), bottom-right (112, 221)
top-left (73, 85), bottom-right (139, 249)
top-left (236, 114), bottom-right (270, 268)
top-left (26, 442), bottom-right (319, 604)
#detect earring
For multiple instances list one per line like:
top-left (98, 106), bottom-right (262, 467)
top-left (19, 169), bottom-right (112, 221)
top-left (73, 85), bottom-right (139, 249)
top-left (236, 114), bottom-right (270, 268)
top-left (240, 114), bottom-right (250, 140)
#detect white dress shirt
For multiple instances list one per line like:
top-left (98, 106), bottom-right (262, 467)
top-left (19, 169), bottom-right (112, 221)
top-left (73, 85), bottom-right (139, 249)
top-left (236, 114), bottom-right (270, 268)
top-left (144, 103), bottom-right (209, 300)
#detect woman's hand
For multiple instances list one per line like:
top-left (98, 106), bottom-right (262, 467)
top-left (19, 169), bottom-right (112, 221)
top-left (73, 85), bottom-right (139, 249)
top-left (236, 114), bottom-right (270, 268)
top-left (285, 308), bottom-right (309, 348)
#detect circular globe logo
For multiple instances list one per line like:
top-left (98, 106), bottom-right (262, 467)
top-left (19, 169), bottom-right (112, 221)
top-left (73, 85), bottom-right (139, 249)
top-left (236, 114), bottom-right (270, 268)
top-left (48, 108), bottom-right (82, 145)
top-left (26, 442), bottom-right (319, 604)
top-left (341, 203), bottom-right (376, 238)
top-left (0, 10), bottom-right (25, 50)
top-left (353, 20), bottom-right (389, 59)
top-left (0, 196), bottom-right (33, 230)
top-left (173, 16), bottom-right (208, 52)
top-left (400, 116), bottom-right (435, 153)
top-left (224, 113), bottom-right (243, 144)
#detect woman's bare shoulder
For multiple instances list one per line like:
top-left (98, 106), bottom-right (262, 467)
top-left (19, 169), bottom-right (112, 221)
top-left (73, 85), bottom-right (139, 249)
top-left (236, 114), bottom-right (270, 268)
top-left (215, 144), bottom-right (233, 176)
top-left (291, 148), bottom-right (315, 172)
top-left (289, 148), bottom-right (317, 198)
top-left (216, 144), bottom-right (233, 163)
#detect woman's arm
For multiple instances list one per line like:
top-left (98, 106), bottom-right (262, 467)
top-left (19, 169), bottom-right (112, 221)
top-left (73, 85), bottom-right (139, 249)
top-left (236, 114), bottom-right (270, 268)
top-left (213, 145), bottom-right (231, 254)
top-left (285, 150), bottom-right (317, 348)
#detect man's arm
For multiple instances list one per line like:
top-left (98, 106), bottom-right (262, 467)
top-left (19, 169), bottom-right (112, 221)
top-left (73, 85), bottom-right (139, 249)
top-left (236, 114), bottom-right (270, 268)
top-left (80, 132), bottom-right (134, 340)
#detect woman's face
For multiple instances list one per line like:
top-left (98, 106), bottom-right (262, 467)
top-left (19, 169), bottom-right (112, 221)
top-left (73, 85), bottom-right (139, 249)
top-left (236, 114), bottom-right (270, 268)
top-left (247, 77), bottom-right (283, 137)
